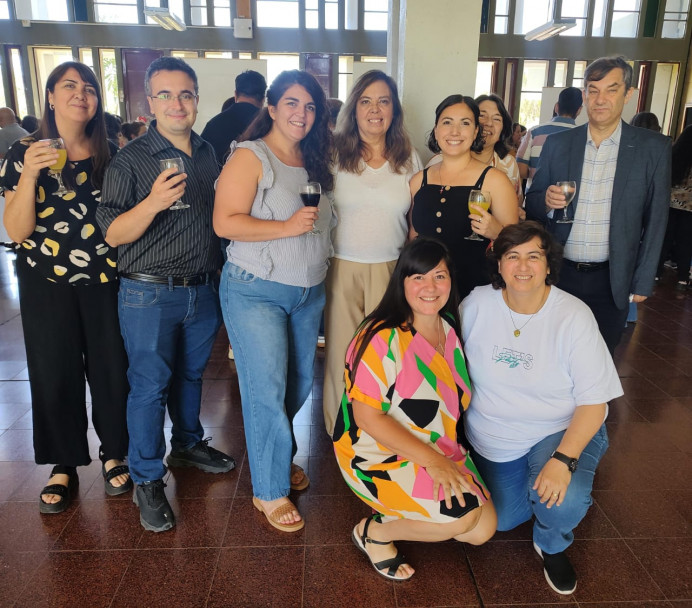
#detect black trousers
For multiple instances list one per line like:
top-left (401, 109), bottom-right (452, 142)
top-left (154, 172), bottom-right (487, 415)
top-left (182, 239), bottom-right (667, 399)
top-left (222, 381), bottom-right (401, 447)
top-left (657, 208), bottom-right (692, 283)
top-left (557, 263), bottom-right (628, 357)
top-left (17, 262), bottom-right (129, 467)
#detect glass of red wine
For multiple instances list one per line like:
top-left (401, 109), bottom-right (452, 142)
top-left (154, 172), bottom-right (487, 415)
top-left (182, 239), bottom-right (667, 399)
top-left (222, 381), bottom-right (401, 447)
top-left (299, 181), bottom-right (321, 235)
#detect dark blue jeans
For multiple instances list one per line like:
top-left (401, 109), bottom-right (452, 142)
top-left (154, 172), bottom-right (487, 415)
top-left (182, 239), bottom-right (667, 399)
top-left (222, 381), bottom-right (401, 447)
top-left (118, 277), bottom-right (222, 483)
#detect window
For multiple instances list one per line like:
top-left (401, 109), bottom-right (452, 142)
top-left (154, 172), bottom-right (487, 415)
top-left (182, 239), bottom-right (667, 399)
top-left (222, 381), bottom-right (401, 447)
top-left (360, 56), bottom-right (386, 63)
top-left (0, 74), bottom-right (5, 107)
top-left (191, 0), bottom-right (207, 26)
top-left (519, 60), bottom-right (548, 128)
top-left (238, 52), bottom-right (253, 59)
top-left (592, 0), bottom-right (607, 35)
top-left (172, 51), bottom-right (199, 58)
top-left (344, 0), bottom-right (357, 30)
top-left (572, 60), bottom-right (587, 88)
top-left (94, 0), bottom-right (138, 24)
top-left (169, 0), bottom-right (184, 22)
top-left (79, 48), bottom-right (94, 69)
top-left (205, 51), bottom-right (234, 58)
top-left (611, 0), bottom-right (641, 37)
top-left (494, 0), bottom-right (509, 34)
top-left (34, 48), bottom-right (75, 111)
top-left (258, 53), bottom-right (299, 85)
top-left (0, 0), bottom-right (9, 19)
top-left (560, 0), bottom-right (587, 36)
top-left (363, 0), bottom-right (387, 31)
top-left (10, 48), bottom-right (29, 119)
top-left (662, 0), bottom-right (689, 38)
top-left (514, 0), bottom-right (554, 35)
top-left (143, 0), bottom-right (163, 25)
top-left (257, 0), bottom-right (299, 28)
top-left (650, 63), bottom-right (679, 134)
top-left (306, 0), bottom-right (318, 28)
top-left (214, 0), bottom-right (231, 26)
top-left (554, 61), bottom-right (568, 87)
top-left (325, 0), bottom-right (338, 29)
top-left (99, 49), bottom-right (120, 115)
top-left (475, 61), bottom-right (496, 97)
top-left (21, 0), bottom-right (69, 21)
top-left (338, 55), bottom-right (353, 102)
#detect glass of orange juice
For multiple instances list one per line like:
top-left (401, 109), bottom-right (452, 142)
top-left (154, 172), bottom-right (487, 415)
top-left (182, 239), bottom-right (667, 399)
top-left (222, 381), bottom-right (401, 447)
top-left (40, 138), bottom-right (69, 195)
top-left (465, 189), bottom-right (491, 241)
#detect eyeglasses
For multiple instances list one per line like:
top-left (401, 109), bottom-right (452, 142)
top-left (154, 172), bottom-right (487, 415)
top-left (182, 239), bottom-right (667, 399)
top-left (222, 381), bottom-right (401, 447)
top-left (149, 93), bottom-right (198, 104)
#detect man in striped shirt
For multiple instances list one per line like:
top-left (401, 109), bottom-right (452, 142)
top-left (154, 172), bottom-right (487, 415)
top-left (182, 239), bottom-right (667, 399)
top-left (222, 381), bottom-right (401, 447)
top-left (517, 87), bottom-right (582, 189)
top-left (97, 57), bottom-right (235, 534)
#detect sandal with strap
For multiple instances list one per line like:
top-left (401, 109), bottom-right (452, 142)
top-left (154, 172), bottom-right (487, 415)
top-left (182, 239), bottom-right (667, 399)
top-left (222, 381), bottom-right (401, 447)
top-left (252, 496), bottom-right (305, 533)
top-left (290, 463), bottom-right (310, 491)
top-left (351, 515), bottom-right (413, 581)
top-left (39, 466), bottom-right (78, 514)
top-left (102, 462), bottom-right (134, 496)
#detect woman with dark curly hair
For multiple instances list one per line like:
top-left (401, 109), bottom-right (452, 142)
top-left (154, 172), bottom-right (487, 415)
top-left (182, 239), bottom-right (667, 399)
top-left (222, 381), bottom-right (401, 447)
top-left (213, 70), bottom-right (333, 532)
top-left (410, 94), bottom-right (518, 299)
top-left (460, 222), bottom-right (622, 595)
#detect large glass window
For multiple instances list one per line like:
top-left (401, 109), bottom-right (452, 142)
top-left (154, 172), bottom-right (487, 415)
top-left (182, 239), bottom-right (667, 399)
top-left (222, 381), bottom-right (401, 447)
top-left (306, 0), bottom-right (318, 28)
top-left (191, 0), bottom-right (207, 26)
top-left (662, 0), bottom-right (689, 38)
top-left (514, 0), bottom-right (554, 35)
top-left (325, 0), bottom-right (338, 29)
top-left (560, 0), bottom-right (587, 36)
top-left (475, 61), bottom-right (496, 97)
top-left (611, 0), bottom-right (641, 37)
top-left (554, 61), bottom-right (568, 87)
top-left (204, 51), bottom-right (234, 58)
top-left (0, 1), bottom-right (9, 20)
top-left (494, 0), bottom-right (509, 33)
top-left (79, 48), bottom-right (94, 69)
top-left (99, 49), bottom-right (120, 115)
top-left (344, 0), bottom-right (357, 30)
top-left (519, 60), bottom-right (548, 128)
top-left (22, 0), bottom-right (69, 21)
top-left (94, 0), bottom-right (138, 24)
top-left (592, 0), bottom-right (608, 35)
top-left (650, 63), bottom-right (679, 134)
top-left (10, 48), bottom-right (29, 119)
top-left (173, 50), bottom-right (199, 58)
top-left (169, 0), bottom-right (184, 22)
top-left (363, 0), bottom-right (387, 31)
top-left (257, 0), bottom-right (299, 27)
top-left (214, 0), bottom-right (231, 26)
top-left (338, 55), bottom-right (353, 102)
top-left (143, 0), bottom-right (162, 24)
top-left (258, 53), bottom-right (299, 85)
top-left (34, 48), bottom-right (75, 111)
top-left (572, 60), bottom-right (587, 88)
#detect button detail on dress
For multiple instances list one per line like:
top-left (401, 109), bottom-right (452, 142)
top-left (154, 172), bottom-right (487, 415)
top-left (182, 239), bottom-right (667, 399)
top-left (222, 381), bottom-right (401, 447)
top-left (440, 198), bottom-right (446, 203)
top-left (436, 227), bottom-right (442, 233)
top-left (436, 212), bottom-right (442, 217)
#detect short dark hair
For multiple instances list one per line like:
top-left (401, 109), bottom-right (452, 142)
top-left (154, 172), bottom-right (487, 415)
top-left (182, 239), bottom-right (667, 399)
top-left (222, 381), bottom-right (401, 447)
top-left (104, 112), bottom-right (121, 140)
top-left (557, 87), bottom-right (583, 118)
top-left (630, 112), bottom-right (660, 132)
top-left (21, 114), bottom-right (39, 134)
top-left (144, 57), bottom-right (198, 96)
top-left (584, 56), bottom-right (633, 90)
top-left (487, 222), bottom-right (562, 289)
top-left (326, 98), bottom-right (343, 128)
top-left (427, 94), bottom-right (484, 154)
top-left (235, 70), bottom-right (267, 102)
top-left (475, 93), bottom-right (513, 158)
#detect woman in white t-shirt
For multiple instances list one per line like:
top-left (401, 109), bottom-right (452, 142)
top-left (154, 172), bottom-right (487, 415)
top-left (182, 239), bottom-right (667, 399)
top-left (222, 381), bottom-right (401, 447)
top-left (323, 70), bottom-right (421, 435)
top-left (460, 222), bottom-right (623, 596)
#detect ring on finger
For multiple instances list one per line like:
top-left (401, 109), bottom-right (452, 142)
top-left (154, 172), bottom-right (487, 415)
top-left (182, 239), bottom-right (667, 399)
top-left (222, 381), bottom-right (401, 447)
top-left (552, 492), bottom-right (559, 498)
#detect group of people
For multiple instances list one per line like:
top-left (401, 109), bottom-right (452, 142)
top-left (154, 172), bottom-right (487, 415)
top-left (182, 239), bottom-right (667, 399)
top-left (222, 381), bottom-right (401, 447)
top-left (0, 53), bottom-right (674, 595)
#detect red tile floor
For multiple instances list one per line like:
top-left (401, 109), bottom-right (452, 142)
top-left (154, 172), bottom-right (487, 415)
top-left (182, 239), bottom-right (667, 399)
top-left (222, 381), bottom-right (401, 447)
top-left (0, 246), bottom-right (690, 608)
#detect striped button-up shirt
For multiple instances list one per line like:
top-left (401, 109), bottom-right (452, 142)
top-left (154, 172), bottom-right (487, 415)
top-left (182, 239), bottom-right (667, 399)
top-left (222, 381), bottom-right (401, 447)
top-left (563, 121), bottom-right (621, 263)
top-left (96, 121), bottom-right (222, 276)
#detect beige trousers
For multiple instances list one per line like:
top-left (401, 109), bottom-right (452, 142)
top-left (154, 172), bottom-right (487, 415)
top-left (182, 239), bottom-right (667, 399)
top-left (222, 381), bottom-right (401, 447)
top-left (322, 257), bottom-right (397, 435)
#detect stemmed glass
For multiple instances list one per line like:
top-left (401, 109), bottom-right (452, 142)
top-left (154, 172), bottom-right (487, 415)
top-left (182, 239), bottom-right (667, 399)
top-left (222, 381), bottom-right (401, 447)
top-left (555, 181), bottom-right (577, 224)
top-left (465, 189), bottom-right (491, 241)
top-left (40, 138), bottom-right (70, 195)
top-left (159, 158), bottom-right (189, 210)
top-left (299, 182), bottom-right (321, 235)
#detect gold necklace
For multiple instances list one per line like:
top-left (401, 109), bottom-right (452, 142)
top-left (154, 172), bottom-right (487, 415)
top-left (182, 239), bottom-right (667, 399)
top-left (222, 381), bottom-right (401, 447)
top-left (504, 287), bottom-right (548, 337)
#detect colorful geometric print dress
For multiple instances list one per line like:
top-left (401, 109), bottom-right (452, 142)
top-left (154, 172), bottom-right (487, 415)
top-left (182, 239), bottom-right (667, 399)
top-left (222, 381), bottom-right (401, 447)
top-left (333, 319), bottom-right (489, 524)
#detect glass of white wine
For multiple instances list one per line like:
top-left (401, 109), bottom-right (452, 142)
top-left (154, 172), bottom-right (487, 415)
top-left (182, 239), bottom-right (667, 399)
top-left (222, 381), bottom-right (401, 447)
top-left (40, 138), bottom-right (69, 195)
top-left (555, 181), bottom-right (576, 224)
top-left (160, 157), bottom-right (189, 210)
top-left (465, 189), bottom-right (491, 241)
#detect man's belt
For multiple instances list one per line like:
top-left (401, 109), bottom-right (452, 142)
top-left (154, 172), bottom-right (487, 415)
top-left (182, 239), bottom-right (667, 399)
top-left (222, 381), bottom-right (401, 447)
top-left (120, 272), bottom-right (213, 286)
top-left (563, 259), bottom-right (609, 272)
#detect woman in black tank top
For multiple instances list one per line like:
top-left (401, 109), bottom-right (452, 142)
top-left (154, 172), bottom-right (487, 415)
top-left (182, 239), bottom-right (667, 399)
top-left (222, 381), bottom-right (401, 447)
top-left (409, 95), bottom-right (519, 299)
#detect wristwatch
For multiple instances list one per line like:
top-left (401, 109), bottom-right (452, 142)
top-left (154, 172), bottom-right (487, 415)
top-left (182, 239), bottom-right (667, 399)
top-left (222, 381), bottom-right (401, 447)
top-left (551, 450), bottom-right (579, 473)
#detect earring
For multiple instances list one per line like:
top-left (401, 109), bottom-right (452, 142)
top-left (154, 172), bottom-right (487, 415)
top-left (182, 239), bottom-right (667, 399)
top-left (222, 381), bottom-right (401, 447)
top-left (49, 103), bottom-right (55, 111)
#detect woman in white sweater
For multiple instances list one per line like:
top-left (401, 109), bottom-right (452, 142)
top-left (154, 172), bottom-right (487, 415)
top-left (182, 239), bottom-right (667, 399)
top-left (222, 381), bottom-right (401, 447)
top-left (323, 70), bottom-right (421, 435)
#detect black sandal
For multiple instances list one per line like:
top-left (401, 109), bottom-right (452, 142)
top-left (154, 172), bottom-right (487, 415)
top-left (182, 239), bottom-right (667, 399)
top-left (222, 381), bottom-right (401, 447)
top-left (39, 466), bottom-right (78, 514)
top-left (351, 515), bottom-right (413, 581)
top-left (102, 462), bottom-right (133, 496)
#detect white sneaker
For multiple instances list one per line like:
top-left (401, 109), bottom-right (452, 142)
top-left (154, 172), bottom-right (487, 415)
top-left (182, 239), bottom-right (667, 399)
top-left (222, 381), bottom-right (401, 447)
top-left (228, 345), bottom-right (234, 360)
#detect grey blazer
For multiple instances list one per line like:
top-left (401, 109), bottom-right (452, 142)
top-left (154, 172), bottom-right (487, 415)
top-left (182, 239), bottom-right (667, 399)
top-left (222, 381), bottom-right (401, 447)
top-left (525, 121), bottom-right (671, 308)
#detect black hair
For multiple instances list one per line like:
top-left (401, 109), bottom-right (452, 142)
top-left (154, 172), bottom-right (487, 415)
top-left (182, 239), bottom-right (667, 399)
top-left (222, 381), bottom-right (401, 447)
top-left (144, 56), bottom-right (198, 95)
top-left (475, 93), bottom-right (513, 158)
top-left (630, 112), bottom-right (661, 132)
top-left (235, 70), bottom-right (267, 102)
top-left (584, 56), bottom-right (633, 90)
top-left (104, 112), bottom-right (122, 140)
top-left (20, 114), bottom-right (39, 134)
top-left (671, 125), bottom-right (692, 187)
top-left (349, 238), bottom-right (460, 378)
top-left (557, 87), bottom-right (583, 118)
top-left (121, 121), bottom-right (146, 141)
top-left (426, 94), bottom-right (484, 154)
top-left (487, 222), bottom-right (562, 289)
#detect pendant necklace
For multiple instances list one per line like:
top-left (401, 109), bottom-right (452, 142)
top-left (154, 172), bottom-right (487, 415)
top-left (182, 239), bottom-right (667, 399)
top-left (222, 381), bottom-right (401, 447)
top-left (504, 286), bottom-right (548, 338)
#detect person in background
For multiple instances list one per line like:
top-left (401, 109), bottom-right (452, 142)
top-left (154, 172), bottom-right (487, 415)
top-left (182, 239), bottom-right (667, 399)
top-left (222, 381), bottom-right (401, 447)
top-left (506, 122), bottom-right (526, 157)
top-left (326, 97), bottom-right (343, 131)
top-left (104, 112), bottom-right (122, 149)
top-left (322, 70), bottom-right (421, 436)
top-left (118, 121), bottom-right (147, 147)
top-left (0, 107), bottom-right (29, 158)
top-left (201, 70), bottom-right (267, 165)
top-left (1, 61), bottom-right (131, 514)
top-left (461, 222), bottom-right (623, 595)
top-left (20, 114), bottom-right (40, 134)
top-left (214, 70), bottom-right (333, 533)
top-left (630, 111), bottom-right (661, 133)
top-left (221, 96), bottom-right (235, 112)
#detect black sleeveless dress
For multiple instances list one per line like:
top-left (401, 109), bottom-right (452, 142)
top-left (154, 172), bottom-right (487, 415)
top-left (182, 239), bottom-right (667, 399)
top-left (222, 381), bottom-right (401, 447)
top-left (411, 166), bottom-right (493, 300)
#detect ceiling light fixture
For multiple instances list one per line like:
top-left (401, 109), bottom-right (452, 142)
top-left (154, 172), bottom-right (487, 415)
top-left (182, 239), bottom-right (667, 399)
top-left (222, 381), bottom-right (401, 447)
top-left (143, 7), bottom-right (186, 32)
top-left (525, 19), bottom-right (577, 41)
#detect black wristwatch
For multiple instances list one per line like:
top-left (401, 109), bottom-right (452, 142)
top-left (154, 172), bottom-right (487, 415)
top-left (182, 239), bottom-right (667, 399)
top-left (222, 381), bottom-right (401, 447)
top-left (551, 450), bottom-right (579, 473)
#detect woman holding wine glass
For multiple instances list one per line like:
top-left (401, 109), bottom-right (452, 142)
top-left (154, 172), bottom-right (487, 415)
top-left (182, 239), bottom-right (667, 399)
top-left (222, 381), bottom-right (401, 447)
top-left (410, 94), bottom-right (518, 299)
top-left (213, 70), bottom-right (333, 532)
top-left (1, 61), bottom-right (131, 513)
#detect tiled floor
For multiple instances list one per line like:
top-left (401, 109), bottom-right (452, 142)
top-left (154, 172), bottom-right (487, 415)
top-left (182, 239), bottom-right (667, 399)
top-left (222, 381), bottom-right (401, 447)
top-left (0, 246), bottom-right (690, 608)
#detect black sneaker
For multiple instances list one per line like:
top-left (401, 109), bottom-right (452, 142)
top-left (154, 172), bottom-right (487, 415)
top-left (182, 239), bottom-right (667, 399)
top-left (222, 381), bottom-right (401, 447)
top-left (533, 542), bottom-right (577, 595)
top-left (167, 437), bottom-right (236, 473)
top-left (133, 480), bottom-right (175, 533)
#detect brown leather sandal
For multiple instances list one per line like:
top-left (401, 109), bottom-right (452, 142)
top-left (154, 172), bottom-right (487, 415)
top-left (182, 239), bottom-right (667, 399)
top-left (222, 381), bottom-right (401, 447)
top-left (290, 463), bottom-right (310, 491)
top-left (252, 496), bottom-right (305, 532)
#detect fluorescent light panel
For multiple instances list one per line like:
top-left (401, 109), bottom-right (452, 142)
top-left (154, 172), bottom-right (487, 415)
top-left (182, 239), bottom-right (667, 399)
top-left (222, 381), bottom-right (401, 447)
top-left (525, 19), bottom-right (577, 41)
top-left (143, 7), bottom-right (186, 32)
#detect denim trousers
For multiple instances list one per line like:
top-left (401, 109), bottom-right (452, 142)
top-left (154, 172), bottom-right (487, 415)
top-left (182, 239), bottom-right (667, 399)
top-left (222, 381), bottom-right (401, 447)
top-left (471, 424), bottom-right (609, 554)
top-left (220, 261), bottom-right (325, 501)
top-left (118, 277), bottom-right (222, 483)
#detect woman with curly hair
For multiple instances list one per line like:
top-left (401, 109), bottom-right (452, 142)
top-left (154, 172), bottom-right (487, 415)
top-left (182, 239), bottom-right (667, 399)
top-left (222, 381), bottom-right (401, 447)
top-left (322, 69), bottom-right (421, 435)
top-left (213, 70), bottom-right (333, 532)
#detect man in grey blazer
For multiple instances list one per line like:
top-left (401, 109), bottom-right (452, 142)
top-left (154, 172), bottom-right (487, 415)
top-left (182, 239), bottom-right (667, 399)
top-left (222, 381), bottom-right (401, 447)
top-left (526, 56), bottom-right (671, 356)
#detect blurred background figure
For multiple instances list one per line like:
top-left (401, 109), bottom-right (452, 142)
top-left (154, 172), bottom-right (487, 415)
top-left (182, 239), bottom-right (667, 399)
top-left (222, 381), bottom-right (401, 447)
top-left (0, 107), bottom-right (29, 159)
top-left (506, 121), bottom-right (526, 157)
top-left (118, 120), bottom-right (147, 147)
top-left (104, 111), bottom-right (122, 149)
top-left (20, 114), bottom-right (40, 134)
top-left (326, 97), bottom-right (343, 131)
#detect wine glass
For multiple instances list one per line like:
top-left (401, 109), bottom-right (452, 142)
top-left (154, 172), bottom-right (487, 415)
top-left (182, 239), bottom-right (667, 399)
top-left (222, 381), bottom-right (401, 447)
top-left (555, 181), bottom-right (576, 224)
top-left (465, 189), bottom-right (491, 241)
top-left (299, 182), bottom-right (321, 235)
top-left (40, 138), bottom-right (70, 195)
top-left (159, 158), bottom-right (189, 210)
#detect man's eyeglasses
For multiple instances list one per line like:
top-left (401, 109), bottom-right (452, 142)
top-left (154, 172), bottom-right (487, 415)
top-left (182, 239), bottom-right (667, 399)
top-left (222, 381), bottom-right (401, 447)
top-left (149, 93), bottom-right (198, 104)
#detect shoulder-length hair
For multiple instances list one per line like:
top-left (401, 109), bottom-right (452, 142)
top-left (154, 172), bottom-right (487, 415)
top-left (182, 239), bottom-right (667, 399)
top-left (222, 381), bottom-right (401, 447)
top-left (334, 70), bottom-right (413, 174)
top-left (426, 94), bottom-right (485, 154)
top-left (349, 237), bottom-right (460, 378)
top-left (241, 70), bottom-right (333, 191)
top-left (475, 93), bottom-right (513, 159)
top-left (672, 125), bottom-right (692, 187)
top-left (38, 61), bottom-right (110, 189)
top-left (487, 221), bottom-right (562, 289)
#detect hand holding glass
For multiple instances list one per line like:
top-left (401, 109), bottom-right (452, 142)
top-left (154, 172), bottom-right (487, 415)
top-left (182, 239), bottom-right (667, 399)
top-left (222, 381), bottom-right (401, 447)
top-left (299, 182), bottom-right (321, 235)
top-left (465, 189), bottom-right (491, 241)
top-left (40, 138), bottom-right (70, 195)
top-left (159, 158), bottom-right (189, 210)
top-left (555, 181), bottom-right (576, 223)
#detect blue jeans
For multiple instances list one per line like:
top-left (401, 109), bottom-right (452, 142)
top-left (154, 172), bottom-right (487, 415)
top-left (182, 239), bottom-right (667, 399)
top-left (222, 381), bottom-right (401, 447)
top-left (118, 277), bottom-right (222, 484)
top-left (471, 424), bottom-right (609, 554)
top-left (220, 261), bottom-right (324, 501)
